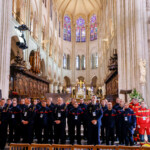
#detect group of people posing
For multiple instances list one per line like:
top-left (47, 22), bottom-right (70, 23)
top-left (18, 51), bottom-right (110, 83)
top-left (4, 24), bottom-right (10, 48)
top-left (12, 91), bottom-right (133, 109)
top-left (0, 96), bottom-right (150, 150)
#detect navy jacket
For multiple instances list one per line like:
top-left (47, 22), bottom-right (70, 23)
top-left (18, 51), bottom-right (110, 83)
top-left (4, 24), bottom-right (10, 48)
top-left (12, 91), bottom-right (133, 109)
top-left (37, 106), bottom-right (50, 127)
top-left (103, 109), bottom-right (116, 128)
top-left (122, 108), bottom-right (136, 128)
top-left (21, 104), bottom-right (36, 125)
top-left (69, 107), bottom-right (83, 123)
top-left (116, 106), bottom-right (124, 125)
top-left (54, 103), bottom-right (66, 123)
top-left (0, 106), bottom-right (9, 124)
top-left (87, 103), bottom-right (103, 126)
top-left (9, 106), bottom-right (21, 125)
top-left (113, 103), bottom-right (119, 111)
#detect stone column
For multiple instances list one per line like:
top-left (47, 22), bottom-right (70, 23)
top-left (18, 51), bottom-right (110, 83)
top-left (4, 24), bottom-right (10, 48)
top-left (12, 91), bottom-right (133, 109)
top-left (49, 80), bottom-right (54, 93)
top-left (0, 0), bottom-right (12, 98)
top-left (86, 24), bottom-right (90, 84)
top-left (54, 82), bottom-right (58, 93)
top-left (71, 25), bottom-right (76, 83)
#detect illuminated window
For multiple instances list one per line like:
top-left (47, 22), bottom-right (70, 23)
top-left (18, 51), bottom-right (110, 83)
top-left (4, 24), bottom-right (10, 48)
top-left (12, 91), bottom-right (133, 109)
top-left (76, 17), bottom-right (86, 42)
top-left (76, 55), bottom-right (80, 70)
top-left (63, 15), bottom-right (71, 41)
top-left (90, 14), bottom-right (97, 41)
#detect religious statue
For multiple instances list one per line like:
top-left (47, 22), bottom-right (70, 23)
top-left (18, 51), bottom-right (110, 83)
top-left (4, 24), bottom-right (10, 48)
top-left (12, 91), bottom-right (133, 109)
top-left (139, 59), bottom-right (146, 84)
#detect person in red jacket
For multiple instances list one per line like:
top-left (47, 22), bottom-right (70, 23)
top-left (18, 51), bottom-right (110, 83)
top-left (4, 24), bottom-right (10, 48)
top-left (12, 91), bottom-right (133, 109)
top-left (136, 101), bottom-right (150, 142)
top-left (130, 98), bottom-right (141, 114)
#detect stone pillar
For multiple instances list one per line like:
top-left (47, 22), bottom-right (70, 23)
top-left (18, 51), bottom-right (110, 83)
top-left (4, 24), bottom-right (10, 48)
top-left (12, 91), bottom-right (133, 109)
top-left (24, 0), bottom-right (31, 62)
top-left (0, 0), bottom-right (12, 98)
top-left (54, 82), bottom-right (58, 93)
top-left (86, 24), bottom-right (90, 83)
top-left (71, 25), bottom-right (76, 83)
top-left (49, 80), bottom-right (54, 93)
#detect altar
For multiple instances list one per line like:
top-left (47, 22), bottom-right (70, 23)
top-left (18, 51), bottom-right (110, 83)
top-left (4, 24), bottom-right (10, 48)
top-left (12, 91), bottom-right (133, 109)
top-left (73, 79), bottom-right (94, 100)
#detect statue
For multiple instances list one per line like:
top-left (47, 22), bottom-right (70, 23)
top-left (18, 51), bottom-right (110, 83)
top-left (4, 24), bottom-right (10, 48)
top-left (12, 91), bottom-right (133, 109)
top-left (139, 59), bottom-right (146, 84)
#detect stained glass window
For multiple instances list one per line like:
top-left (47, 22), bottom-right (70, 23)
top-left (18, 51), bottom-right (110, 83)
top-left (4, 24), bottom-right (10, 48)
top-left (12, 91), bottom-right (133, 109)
top-left (63, 15), bottom-right (71, 41)
top-left (90, 15), bottom-right (97, 41)
top-left (76, 17), bottom-right (86, 42)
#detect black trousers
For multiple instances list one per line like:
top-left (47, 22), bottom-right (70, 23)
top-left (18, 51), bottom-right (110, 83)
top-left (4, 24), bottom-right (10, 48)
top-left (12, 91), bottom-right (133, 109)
top-left (82, 121), bottom-right (87, 138)
top-left (87, 123), bottom-right (100, 145)
top-left (123, 126), bottom-right (134, 146)
top-left (22, 124), bottom-right (34, 144)
top-left (106, 127), bottom-right (115, 145)
top-left (118, 124), bottom-right (124, 144)
top-left (70, 122), bottom-right (81, 144)
top-left (54, 122), bottom-right (66, 144)
top-left (8, 123), bottom-right (20, 143)
top-left (0, 123), bottom-right (7, 149)
top-left (101, 125), bottom-right (106, 142)
top-left (37, 124), bottom-right (49, 143)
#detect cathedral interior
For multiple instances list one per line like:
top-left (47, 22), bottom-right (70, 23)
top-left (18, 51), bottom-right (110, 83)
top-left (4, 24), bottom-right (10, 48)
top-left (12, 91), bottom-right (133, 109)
top-left (1, 0), bottom-right (150, 149)
top-left (0, 0), bottom-right (150, 107)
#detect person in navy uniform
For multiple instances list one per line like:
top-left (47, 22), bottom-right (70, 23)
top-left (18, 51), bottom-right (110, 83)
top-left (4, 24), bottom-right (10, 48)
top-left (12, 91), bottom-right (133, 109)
top-left (54, 97), bottom-right (66, 144)
top-left (87, 95), bottom-right (103, 145)
top-left (18, 98), bottom-right (26, 111)
top-left (18, 98), bottom-right (27, 140)
top-left (32, 99), bottom-right (40, 140)
top-left (37, 100), bottom-right (50, 143)
top-left (0, 98), bottom-right (8, 150)
top-left (66, 98), bottom-right (76, 139)
top-left (5, 98), bottom-right (13, 111)
top-left (116, 99), bottom-right (125, 144)
top-left (70, 102), bottom-right (83, 145)
top-left (21, 98), bottom-right (36, 144)
top-left (113, 97), bottom-right (120, 140)
top-left (47, 98), bottom-right (55, 144)
top-left (8, 99), bottom-right (21, 143)
top-left (113, 98), bottom-right (120, 110)
top-left (79, 99), bottom-right (87, 139)
top-left (100, 99), bottom-right (108, 143)
top-left (122, 103), bottom-right (136, 146)
top-left (103, 102), bottom-right (116, 145)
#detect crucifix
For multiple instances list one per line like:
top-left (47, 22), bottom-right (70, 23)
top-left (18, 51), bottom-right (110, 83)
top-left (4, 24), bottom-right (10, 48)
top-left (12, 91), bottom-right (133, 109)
top-left (120, 90), bottom-right (132, 102)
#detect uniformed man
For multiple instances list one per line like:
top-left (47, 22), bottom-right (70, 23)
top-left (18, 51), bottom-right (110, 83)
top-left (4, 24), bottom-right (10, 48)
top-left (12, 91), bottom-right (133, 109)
top-left (5, 98), bottom-right (13, 110)
top-left (116, 99), bottom-right (125, 144)
top-left (8, 99), bottom-right (21, 143)
top-left (122, 103), bottom-right (136, 146)
top-left (66, 98), bottom-right (76, 139)
top-left (101, 99), bottom-right (108, 143)
top-left (32, 99), bottom-right (40, 140)
top-left (103, 102), bottom-right (116, 145)
top-left (18, 98), bottom-right (26, 111)
top-left (54, 97), bottom-right (66, 144)
top-left (0, 98), bottom-right (8, 150)
top-left (37, 100), bottom-right (50, 143)
top-left (21, 98), bottom-right (35, 144)
top-left (136, 101), bottom-right (150, 142)
top-left (113, 97), bottom-right (120, 110)
top-left (18, 98), bottom-right (27, 140)
top-left (79, 99), bottom-right (87, 139)
top-left (47, 97), bottom-right (55, 144)
top-left (5, 98), bottom-right (13, 140)
top-left (129, 98), bottom-right (141, 142)
top-left (70, 102), bottom-right (83, 145)
top-left (113, 97), bottom-right (120, 140)
top-left (87, 96), bottom-right (103, 145)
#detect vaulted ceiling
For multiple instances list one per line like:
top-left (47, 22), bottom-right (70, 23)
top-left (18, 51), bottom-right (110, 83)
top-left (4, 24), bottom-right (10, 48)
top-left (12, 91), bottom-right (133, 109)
top-left (54, 0), bottom-right (102, 18)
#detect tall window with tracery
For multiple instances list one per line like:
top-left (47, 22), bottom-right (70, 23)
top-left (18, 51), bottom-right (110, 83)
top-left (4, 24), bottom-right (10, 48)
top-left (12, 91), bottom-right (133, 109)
top-left (63, 15), bottom-right (71, 41)
top-left (90, 14), bottom-right (97, 41)
top-left (76, 17), bottom-right (86, 42)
